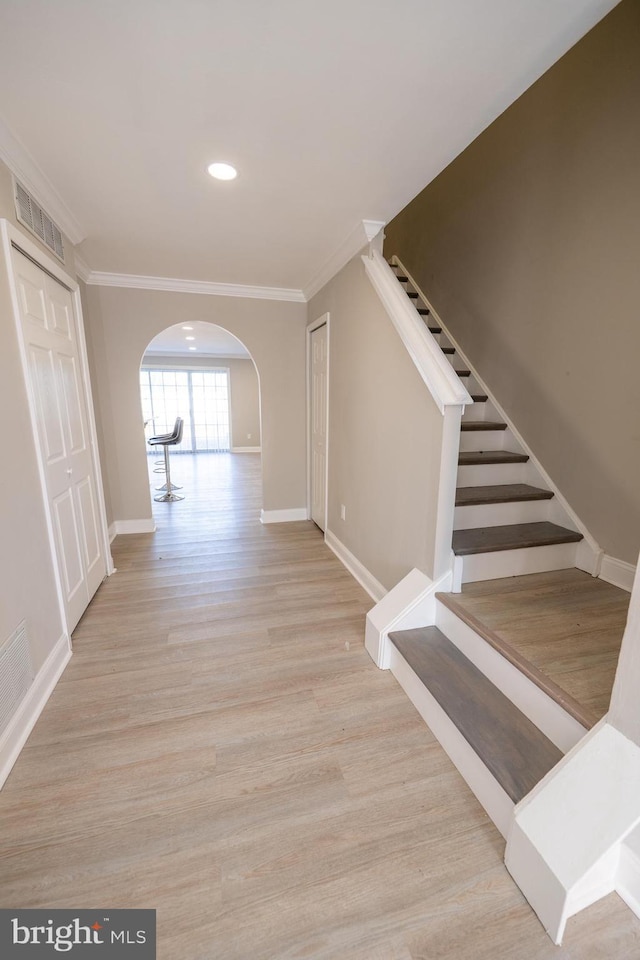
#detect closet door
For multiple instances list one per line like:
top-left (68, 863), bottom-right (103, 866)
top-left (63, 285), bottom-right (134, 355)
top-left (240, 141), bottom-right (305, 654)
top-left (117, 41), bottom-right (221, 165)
top-left (12, 247), bottom-right (106, 631)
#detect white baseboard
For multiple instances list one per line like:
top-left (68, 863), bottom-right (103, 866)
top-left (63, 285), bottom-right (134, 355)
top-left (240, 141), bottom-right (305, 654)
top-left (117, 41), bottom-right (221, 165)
top-left (599, 555), bottom-right (636, 593)
top-left (618, 842), bottom-right (640, 921)
top-left (260, 507), bottom-right (308, 524)
top-left (0, 633), bottom-right (72, 790)
top-left (324, 528), bottom-right (387, 603)
top-left (231, 446), bottom-right (261, 453)
top-left (112, 519), bottom-right (156, 536)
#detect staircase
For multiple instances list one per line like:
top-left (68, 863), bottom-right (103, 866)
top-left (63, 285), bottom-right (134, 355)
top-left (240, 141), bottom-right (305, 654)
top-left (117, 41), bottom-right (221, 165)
top-left (390, 257), bottom-right (587, 587)
top-left (374, 256), bottom-right (602, 838)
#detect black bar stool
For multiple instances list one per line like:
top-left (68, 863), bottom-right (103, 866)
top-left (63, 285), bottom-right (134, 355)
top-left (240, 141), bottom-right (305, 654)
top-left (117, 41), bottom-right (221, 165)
top-left (148, 418), bottom-right (184, 502)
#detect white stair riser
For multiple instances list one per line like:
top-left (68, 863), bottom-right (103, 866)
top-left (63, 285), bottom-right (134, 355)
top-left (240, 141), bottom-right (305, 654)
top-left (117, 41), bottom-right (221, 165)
top-left (454, 498), bottom-right (552, 530)
top-left (435, 601), bottom-right (587, 752)
top-left (459, 430), bottom-right (508, 452)
top-left (388, 644), bottom-right (513, 838)
top-left (461, 541), bottom-right (580, 583)
top-left (457, 461), bottom-right (531, 486)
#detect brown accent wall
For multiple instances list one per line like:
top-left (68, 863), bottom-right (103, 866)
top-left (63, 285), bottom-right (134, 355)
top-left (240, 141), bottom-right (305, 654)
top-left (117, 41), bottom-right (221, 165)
top-left (384, 0), bottom-right (640, 565)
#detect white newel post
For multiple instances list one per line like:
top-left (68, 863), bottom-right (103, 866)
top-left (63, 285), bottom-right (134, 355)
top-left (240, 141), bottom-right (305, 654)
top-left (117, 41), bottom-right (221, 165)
top-left (505, 551), bottom-right (640, 943)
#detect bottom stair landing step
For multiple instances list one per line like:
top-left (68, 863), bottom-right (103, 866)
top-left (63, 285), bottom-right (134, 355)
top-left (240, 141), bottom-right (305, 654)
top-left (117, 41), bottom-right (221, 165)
top-left (388, 626), bottom-right (562, 804)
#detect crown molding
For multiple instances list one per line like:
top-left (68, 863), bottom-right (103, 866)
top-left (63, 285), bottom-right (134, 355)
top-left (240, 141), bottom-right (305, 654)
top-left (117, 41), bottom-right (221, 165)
top-left (0, 116), bottom-right (85, 246)
top-left (303, 218), bottom-right (385, 301)
top-left (84, 269), bottom-right (306, 303)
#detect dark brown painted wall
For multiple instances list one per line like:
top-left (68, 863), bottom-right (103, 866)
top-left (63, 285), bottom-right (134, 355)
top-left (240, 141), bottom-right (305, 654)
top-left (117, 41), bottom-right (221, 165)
top-left (384, 0), bottom-right (640, 564)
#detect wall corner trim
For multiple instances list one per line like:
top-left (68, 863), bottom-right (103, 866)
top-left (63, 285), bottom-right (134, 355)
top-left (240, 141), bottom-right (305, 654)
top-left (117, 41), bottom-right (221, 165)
top-left (260, 508), bottom-right (308, 524)
top-left (324, 528), bottom-right (387, 603)
top-left (0, 632), bottom-right (72, 790)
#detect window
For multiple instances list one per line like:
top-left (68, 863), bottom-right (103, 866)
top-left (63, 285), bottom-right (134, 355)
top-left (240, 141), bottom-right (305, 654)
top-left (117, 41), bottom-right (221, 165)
top-left (140, 368), bottom-right (230, 452)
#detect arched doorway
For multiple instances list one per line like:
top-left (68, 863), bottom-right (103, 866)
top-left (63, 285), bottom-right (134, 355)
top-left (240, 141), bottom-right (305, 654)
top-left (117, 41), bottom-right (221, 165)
top-left (138, 320), bottom-right (262, 521)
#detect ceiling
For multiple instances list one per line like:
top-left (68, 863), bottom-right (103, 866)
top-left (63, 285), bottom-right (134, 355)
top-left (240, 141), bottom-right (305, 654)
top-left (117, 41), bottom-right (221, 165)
top-left (0, 0), bottom-right (617, 296)
top-left (144, 321), bottom-right (250, 358)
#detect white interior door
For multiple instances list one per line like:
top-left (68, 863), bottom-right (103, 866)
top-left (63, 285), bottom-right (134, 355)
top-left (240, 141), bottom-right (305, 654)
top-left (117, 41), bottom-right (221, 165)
top-left (310, 322), bottom-right (328, 531)
top-left (12, 247), bottom-right (106, 631)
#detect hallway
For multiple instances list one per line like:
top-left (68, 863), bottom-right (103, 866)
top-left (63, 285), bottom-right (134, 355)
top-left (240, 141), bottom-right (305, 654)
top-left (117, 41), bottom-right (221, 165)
top-left (0, 454), bottom-right (638, 959)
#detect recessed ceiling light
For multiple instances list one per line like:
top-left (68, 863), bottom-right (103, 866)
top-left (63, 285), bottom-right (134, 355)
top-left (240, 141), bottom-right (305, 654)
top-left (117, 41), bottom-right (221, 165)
top-left (182, 325), bottom-right (193, 330)
top-left (185, 336), bottom-right (195, 341)
top-left (188, 346), bottom-right (197, 351)
top-left (207, 162), bottom-right (237, 181)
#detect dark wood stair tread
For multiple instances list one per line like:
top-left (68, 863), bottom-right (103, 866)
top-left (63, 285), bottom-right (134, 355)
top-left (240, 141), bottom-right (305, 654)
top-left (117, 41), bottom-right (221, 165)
top-left (407, 292), bottom-right (419, 299)
top-left (388, 626), bottom-right (562, 803)
top-left (456, 369), bottom-right (471, 378)
top-left (460, 421), bottom-right (506, 432)
top-left (442, 347), bottom-right (455, 355)
top-left (453, 521), bottom-right (583, 556)
top-left (471, 394), bottom-right (488, 403)
top-left (456, 484), bottom-right (554, 506)
top-left (419, 309), bottom-right (432, 317)
top-left (396, 275), bottom-right (409, 282)
top-left (458, 450), bottom-right (528, 465)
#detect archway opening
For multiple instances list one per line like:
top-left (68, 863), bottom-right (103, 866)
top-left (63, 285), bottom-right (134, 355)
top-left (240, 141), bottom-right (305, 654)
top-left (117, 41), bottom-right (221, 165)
top-left (138, 320), bottom-right (262, 520)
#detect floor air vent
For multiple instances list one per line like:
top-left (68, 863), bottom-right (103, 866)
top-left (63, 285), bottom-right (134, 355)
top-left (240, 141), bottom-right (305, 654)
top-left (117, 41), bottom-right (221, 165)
top-left (14, 179), bottom-right (65, 262)
top-left (0, 621), bottom-right (35, 738)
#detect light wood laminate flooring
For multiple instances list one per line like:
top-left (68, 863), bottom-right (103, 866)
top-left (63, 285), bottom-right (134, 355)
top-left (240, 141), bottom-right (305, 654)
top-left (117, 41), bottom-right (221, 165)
top-left (0, 454), bottom-right (638, 958)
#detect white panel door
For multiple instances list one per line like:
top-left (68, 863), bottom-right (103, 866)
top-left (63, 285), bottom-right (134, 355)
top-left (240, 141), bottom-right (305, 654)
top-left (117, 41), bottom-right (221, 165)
top-left (12, 248), bottom-right (106, 631)
top-left (310, 323), bottom-right (328, 531)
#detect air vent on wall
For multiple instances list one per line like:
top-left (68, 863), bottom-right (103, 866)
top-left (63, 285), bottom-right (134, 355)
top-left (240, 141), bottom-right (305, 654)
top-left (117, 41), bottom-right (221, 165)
top-left (0, 621), bottom-right (34, 738)
top-left (14, 179), bottom-right (65, 262)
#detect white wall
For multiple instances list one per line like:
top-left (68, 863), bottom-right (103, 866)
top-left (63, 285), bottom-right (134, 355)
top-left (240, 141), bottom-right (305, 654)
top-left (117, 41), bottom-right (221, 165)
top-left (82, 284), bottom-right (306, 523)
top-left (308, 251), bottom-right (444, 590)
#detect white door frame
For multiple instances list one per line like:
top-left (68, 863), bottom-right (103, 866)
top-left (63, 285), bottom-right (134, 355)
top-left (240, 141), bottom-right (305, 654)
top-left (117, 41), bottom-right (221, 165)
top-left (306, 312), bottom-right (330, 532)
top-left (0, 218), bottom-right (114, 639)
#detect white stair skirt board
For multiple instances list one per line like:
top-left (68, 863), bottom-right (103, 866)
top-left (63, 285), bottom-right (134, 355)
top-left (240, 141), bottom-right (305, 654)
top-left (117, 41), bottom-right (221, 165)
top-left (454, 499), bottom-right (552, 530)
top-left (461, 541), bottom-right (580, 583)
top-left (506, 720), bottom-right (640, 944)
top-left (365, 567), bottom-right (452, 668)
top-left (600, 555), bottom-right (636, 593)
top-left (389, 643), bottom-right (513, 838)
top-left (618, 840), bottom-right (640, 921)
top-left (0, 633), bottom-right (71, 790)
top-left (435, 602), bottom-right (587, 753)
top-left (112, 519), bottom-right (157, 535)
top-left (260, 508), bottom-right (308, 524)
top-left (324, 529), bottom-right (387, 604)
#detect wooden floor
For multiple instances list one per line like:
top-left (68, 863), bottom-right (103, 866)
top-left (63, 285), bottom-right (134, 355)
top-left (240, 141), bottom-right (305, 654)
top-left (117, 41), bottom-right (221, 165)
top-left (1, 453), bottom-right (638, 959)
top-left (442, 570), bottom-right (630, 725)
